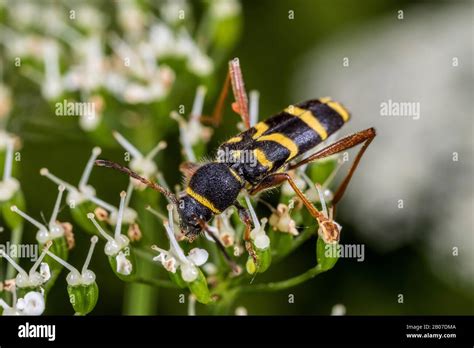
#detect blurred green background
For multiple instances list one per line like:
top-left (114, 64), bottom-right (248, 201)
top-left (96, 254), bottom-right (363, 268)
top-left (0, 0), bottom-right (472, 315)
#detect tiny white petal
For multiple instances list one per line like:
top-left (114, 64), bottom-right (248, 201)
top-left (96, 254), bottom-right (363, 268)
top-left (180, 264), bottom-right (198, 282)
top-left (254, 234), bottom-right (270, 250)
top-left (40, 262), bottom-right (51, 282)
top-left (20, 291), bottom-right (45, 316)
top-left (164, 256), bottom-right (177, 273)
top-left (116, 251), bottom-right (132, 275)
top-left (153, 253), bottom-right (166, 263)
top-left (187, 248), bottom-right (209, 266)
top-left (16, 298), bottom-right (26, 311)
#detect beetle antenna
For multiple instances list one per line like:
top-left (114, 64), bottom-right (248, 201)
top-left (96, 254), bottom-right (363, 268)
top-left (95, 159), bottom-right (178, 205)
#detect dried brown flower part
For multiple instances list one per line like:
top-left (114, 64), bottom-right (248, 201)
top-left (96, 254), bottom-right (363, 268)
top-left (61, 221), bottom-right (75, 250)
top-left (220, 232), bottom-right (234, 247)
top-left (94, 207), bottom-right (109, 221)
top-left (127, 223), bottom-right (142, 242)
top-left (269, 203), bottom-right (299, 236)
top-left (3, 279), bottom-right (16, 292)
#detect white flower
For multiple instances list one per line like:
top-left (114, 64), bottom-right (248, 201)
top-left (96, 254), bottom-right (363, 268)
top-left (0, 291), bottom-right (45, 316)
top-left (269, 202), bottom-right (299, 236)
top-left (171, 86), bottom-right (213, 162)
top-left (115, 251), bottom-right (132, 276)
top-left (88, 191), bottom-right (132, 259)
top-left (187, 248), bottom-right (209, 266)
top-left (43, 236), bottom-right (99, 286)
top-left (0, 243), bottom-right (52, 289)
top-left (251, 221), bottom-right (270, 250)
top-left (213, 209), bottom-right (236, 247)
top-left (245, 195), bottom-right (271, 250)
top-left (11, 185), bottom-right (66, 244)
top-left (150, 205), bottom-right (209, 283)
top-left (202, 263), bottom-right (218, 276)
top-left (187, 50), bottom-right (214, 76)
top-left (39, 263), bottom-right (51, 282)
top-left (16, 291), bottom-right (45, 316)
top-left (0, 132), bottom-right (20, 202)
top-left (161, 0), bottom-right (190, 25)
top-left (113, 131), bottom-right (167, 185)
top-left (210, 0), bottom-right (241, 19)
top-left (180, 264), bottom-right (199, 282)
top-left (150, 23), bottom-right (175, 57)
top-left (41, 40), bottom-right (63, 100)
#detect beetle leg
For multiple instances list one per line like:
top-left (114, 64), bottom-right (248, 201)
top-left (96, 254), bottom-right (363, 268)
top-left (249, 172), bottom-right (341, 243)
top-left (233, 201), bottom-right (258, 263)
top-left (289, 127), bottom-right (376, 208)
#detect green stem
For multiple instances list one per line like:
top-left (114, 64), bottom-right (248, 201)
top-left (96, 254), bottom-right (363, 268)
top-left (238, 264), bottom-right (325, 293)
top-left (210, 288), bottom-right (239, 315)
top-left (272, 228), bottom-right (314, 263)
top-left (133, 276), bottom-right (179, 289)
top-left (6, 225), bottom-right (23, 279)
top-left (134, 247), bottom-right (157, 262)
top-left (123, 193), bottom-right (160, 315)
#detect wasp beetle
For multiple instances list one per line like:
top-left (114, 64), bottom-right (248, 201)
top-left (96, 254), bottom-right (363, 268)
top-left (96, 58), bottom-right (376, 262)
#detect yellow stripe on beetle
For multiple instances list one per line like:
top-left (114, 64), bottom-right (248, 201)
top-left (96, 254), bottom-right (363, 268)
top-left (253, 148), bottom-right (273, 170)
top-left (229, 168), bottom-right (244, 184)
top-left (285, 106), bottom-right (328, 140)
top-left (284, 105), bottom-right (307, 116)
top-left (257, 133), bottom-right (299, 160)
top-left (185, 187), bottom-right (221, 214)
top-left (326, 101), bottom-right (350, 122)
top-left (226, 136), bottom-right (242, 143)
top-left (252, 122), bottom-right (269, 139)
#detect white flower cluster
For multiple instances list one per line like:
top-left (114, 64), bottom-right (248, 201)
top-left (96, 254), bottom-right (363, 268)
top-left (0, 0), bottom-right (240, 130)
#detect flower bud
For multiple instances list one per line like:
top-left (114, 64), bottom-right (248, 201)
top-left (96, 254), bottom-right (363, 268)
top-left (168, 268), bottom-right (187, 289)
top-left (10, 184), bottom-right (72, 291)
top-left (45, 236), bottom-right (99, 315)
top-left (68, 282), bottom-right (99, 315)
top-left (107, 246), bottom-right (136, 281)
top-left (246, 245), bottom-right (272, 274)
top-left (186, 268), bottom-right (211, 304)
top-left (316, 236), bottom-right (339, 271)
top-left (87, 191), bottom-right (137, 281)
top-left (1, 190), bottom-right (25, 230)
